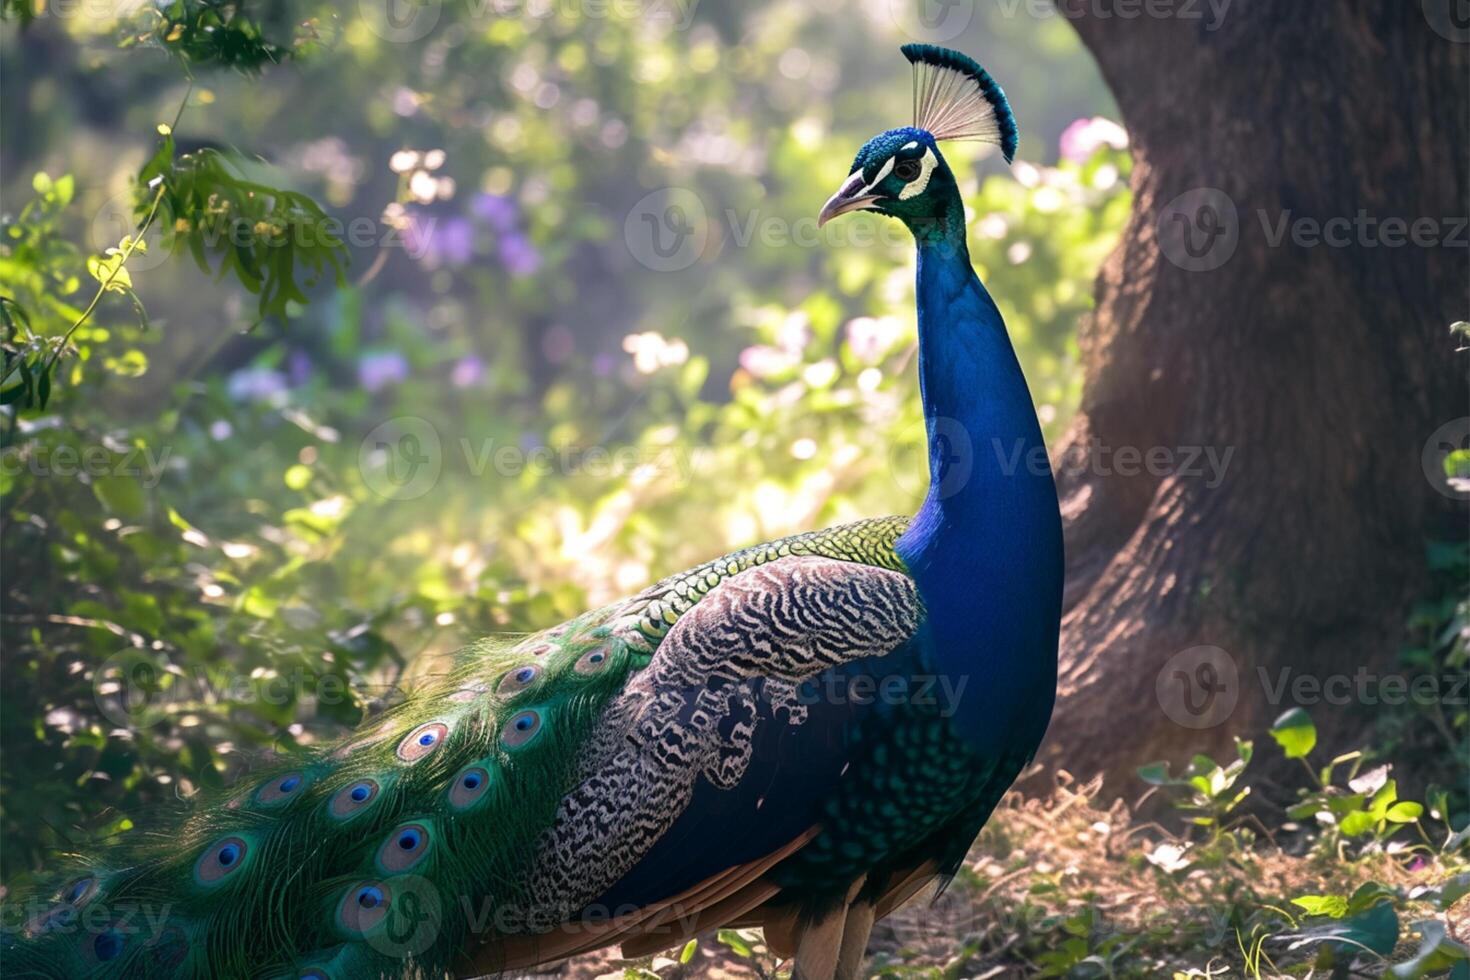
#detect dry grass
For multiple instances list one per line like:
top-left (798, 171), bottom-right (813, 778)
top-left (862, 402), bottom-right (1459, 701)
top-left (550, 771), bottom-right (1467, 979)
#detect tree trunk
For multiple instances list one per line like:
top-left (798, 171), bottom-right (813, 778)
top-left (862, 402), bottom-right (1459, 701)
top-left (1033, 0), bottom-right (1469, 794)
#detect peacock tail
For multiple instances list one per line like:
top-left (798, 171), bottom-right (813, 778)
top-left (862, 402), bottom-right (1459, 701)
top-left (6, 517), bottom-right (1004, 978)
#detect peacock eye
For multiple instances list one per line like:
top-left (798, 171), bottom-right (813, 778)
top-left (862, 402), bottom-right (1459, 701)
top-left (257, 771), bottom-right (308, 805)
top-left (196, 836), bottom-right (249, 885)
top-left (448, 765), bottom-right (491, 810)
top-left (329, 779), bottom-right (380, 820)
top-left (574, 646), bottom-right (611, 675)
top-left (496, 663), bottom-right (542, 696)
top-left (62, 877), bottom-right (97, 908)
top-left (397, 722), bottom-right (449, 762)
top-left (501, 709), bottom-right (542, 748)
top-left (377, 822), bottom-right (431, 873)
top-left (339, 881), bottom-right (391, 934)
top-left (92, 929), bottom-right (125, 962)
top-left (894, 158), bottom-right (923, 182)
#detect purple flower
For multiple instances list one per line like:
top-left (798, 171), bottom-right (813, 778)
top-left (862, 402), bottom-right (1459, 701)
top-left (358, 351), bottom-right (410, 392)
top-left (498, 233), bottom-right (542, 278)
top-left (227, 367), bottom-right (288, 403)
top-left (472, 193), bottom-right (519, 233)
top-left (451, 356), bottom-right (485, 388)
top-left (408, 215), bottom-right (475, 267)
top-left (436, 217), bottom-right (475, 266)
top-left (287, 350), bottom-right (314, 386)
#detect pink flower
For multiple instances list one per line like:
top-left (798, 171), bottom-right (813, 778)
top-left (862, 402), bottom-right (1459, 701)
top-left (1059, 117), bottom-right (1129, 164)
top-left (451, 356), bottom-right (485, 388)
top-left (739, 345), bottom-right (798, 379)
top-left (844, 316), bottom-right (904, 364)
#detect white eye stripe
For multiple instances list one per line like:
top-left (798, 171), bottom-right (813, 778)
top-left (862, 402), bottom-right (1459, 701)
top-left (900, 141), bottom-right (919, 150)
top-left (858, 156), bottom-right (895, 197)
top-left (897, 149), bottom-right (938, 200)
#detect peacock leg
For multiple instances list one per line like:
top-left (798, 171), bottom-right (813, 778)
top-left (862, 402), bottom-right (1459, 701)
top-left (791, 905), bottom-right (847, 980)
top-left (791, 875), bottom-right (868, 980)
top-left (834, 901), bottom-right (875, 980)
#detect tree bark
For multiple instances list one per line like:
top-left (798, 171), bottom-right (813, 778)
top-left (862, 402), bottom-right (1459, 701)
top-left (1033, 0), bottom-right (1470, 793)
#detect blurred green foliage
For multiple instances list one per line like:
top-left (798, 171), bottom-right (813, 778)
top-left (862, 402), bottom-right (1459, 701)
top-left (0, 0), bottom-right (1128, 879)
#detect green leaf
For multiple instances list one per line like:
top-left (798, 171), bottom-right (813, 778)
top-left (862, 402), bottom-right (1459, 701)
top-left (93, 474), bottom-right (147, 520)
top-left (1269, 707), bottom-right (1317, 759)
top-left (1339, 810), bottom-right (1378, 837)
top-left (1325, 793), bottom-right (1367, 818)
top-left (1291, 894), bottom-right (1348, 918)
top-left (1347, 881), bottom-right (1396, 915)
top-left (1287, 902), bottom-right (1399, 962)
top-left (678, 939), bottom-right (698, 964)
top-left (1287, 800), bottom-right (1323, 820)
top-left (1137, 761), bottom-right (1172, 786)
top-left (87, 251), bottom-right (134, 292)
top-left (284, 464), bottom-right (313, 490)
top-left (1368, 779), bottom-right (1399, 819)
top-left (1386, 801), bottom-right (1423, 823)
top-left (1440, 873), bottom-right (1470, 910)
top-left (716, 929), bottom-right (753, 958)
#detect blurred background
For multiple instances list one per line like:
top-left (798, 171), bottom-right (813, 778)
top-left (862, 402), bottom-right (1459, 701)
top-left (0, 0), bottom-right (1129, 873)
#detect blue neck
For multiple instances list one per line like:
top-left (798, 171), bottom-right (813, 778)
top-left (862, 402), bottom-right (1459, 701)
top-left (895, 227), bottom-right (1064, 755)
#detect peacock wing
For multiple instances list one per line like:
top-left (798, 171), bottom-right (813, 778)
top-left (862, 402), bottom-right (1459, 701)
top-left (476, 552), bottom-right (926, 956)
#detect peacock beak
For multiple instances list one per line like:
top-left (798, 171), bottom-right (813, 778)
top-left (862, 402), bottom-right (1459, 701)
top-left (818, 171), bottom-right (880, 227)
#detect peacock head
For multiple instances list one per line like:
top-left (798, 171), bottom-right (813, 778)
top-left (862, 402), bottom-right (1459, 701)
top-left (818, 45), bottom-right (1018, 242)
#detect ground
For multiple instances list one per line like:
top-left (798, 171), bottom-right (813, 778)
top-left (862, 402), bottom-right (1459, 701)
top-left (552, 769), bottom-right (1468, 979)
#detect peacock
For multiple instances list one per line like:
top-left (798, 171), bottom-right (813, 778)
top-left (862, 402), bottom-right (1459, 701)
top-left (3, 44), bottom-right (1063, 980)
